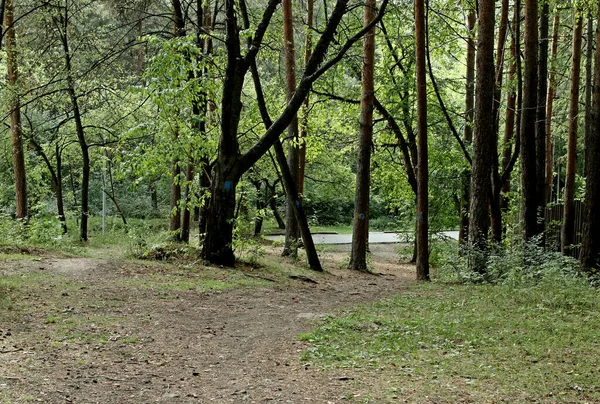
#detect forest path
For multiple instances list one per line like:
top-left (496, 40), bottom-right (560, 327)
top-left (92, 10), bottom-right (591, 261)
top-left (0, 244), bottom-right (415, 403)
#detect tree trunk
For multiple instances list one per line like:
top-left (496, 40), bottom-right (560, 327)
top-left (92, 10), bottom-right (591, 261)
top-left (468, 0), bottom-right (495, 273)
top-left (545, 9), bottom-right (560, 204)
top-left (169, 0), bottom-right (186, 241)
top-left (55, 145), bottom-right (67, 233)
top-left (414, 0), bottom-right (429, 280)
top-left (501, 0), bottom-right (521, 214)
top-left (489, 0), bottom-right (510, 243)
top-left (59, 6), bottom-right (90, 241)
top-left (580, 0), bottom-right (600, 272)
top-left (459, 4), bottom-right (476, 246)
top-left (6, 0), bottom-right (27, 221)
top-left (562, 11), bottom-right (584, 255)
top-left (298, 0), bottom-right (314, 199)
top-left (584, 11), bottom-right (594, 178)
top-left (535, 0), bottom-right (550, 236)
top-left (202, 0), bottom-right (388, 266)
top-left (181, 160), bottom-right (194, 243)
top-left (520, 0), bottom-right (539, 242)
top-left (268, 182), bottom-right (286, 229)
top-left (349, 0), bottom-right (376, 272)
top-left (170, 159), bottom-right (182, 239)
top-left (282, 0), bottom-right (301, 257)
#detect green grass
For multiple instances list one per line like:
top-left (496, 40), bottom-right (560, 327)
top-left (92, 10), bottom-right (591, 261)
top-left (299, 279), bottom-right (600, 403)
top-left (122, 272), bottom-right (270, 294)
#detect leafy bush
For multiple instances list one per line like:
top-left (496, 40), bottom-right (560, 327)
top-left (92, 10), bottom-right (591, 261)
top-left (437, 237), bottom-right (581, 286)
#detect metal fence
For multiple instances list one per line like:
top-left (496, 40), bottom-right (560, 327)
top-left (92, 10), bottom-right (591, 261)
top-left (545, 200), bottom-right (583, 258)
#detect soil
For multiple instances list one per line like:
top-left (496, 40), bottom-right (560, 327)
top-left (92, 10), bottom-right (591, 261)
top-left (0, 244), bottom-right (416, 403)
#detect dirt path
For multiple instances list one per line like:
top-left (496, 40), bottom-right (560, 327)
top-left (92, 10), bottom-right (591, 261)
top-left (0, 245), bottom-right (415, 403)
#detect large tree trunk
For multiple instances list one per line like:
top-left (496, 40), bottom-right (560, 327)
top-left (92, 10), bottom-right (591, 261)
top-left (468, 0), bottom-right (495, 273)
top-left (349, 0), bottom-right (376, 273)
top-left (535, 1), bottom-right (550, 236)
top-left (561, 11), bottom-right (584, 255)
top-left (6, 0), bottom-right (27, 220)
top-left (580, 0), bottom-right (600, 272)
top-left (414, 0), bottom-right (429, 280)
top-left (459, 4), bottom-right (476, 246)
top-left (520, 0), bottom-right (539, 242)
top-left (282, 0), bottom-right (301, 257)
top-left (545, 9), bottom-right (560, 204)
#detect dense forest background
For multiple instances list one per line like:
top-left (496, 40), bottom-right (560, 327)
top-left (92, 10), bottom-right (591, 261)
top-left (3, 0), bottom-right (600, 276)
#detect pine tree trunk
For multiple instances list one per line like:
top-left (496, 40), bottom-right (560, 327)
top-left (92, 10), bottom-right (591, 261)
top-left (5, 0), bottom-right (27, 220)
top-left (545, 10), bottom-right (560, 204)
top-left (520, 0), bottom-right (539, 242)
top-left (349, 0), bottom-right (376, 272)
top-left (535, 1), bottom-right (550, 237)
top-left (580, 0), bottom-right (600, 271)
top-left (468, 0), bottom-right (495, 273)
top-left (298, 0), bottom-right (313, 199)
top-left (459, 4), bottom-right (476, 246)
top-left (415, 0), bottom-right (429, 280)
top-left (584, 12), bottom-right (594, 178)
top-left (562, 11), bottom-right (584, 254)
top-left (282, 0), bottom-right (301, 257)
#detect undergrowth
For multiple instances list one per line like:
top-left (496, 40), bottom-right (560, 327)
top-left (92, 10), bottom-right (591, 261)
top-left (300, 242), bottom-right (600, 402)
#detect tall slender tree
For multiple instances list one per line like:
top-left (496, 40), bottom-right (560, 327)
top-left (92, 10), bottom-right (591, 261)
top-left (562, 10), bottom-right (584, 254)
top-left (545, 9), bottom-right (560, 203)
top-left (468, 0), bottom-right (495, 272)
top-left (282, 0), bottom-right (301, 257)
top-left (414, 0), bottom-right (429, 280)
top-left (580, 0), bottom-right (600, 272)
top-left (520, 0), bottom-right (539, 241)
top-left (5, 0), bottom-right (27, 221)
top-left (459, 3), bottom-right (476, 246)
top-left (349, 0), bottom-right (376, 272)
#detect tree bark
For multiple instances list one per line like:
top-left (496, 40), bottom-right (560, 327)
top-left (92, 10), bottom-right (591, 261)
top-left (580, 0), bottom-right (600, 272)
top-left (298, 0), bottom-right (313, 199)
top-left (561, 11), bottom-right (584, 254)
top-left (584, 11), bottom-right (594, 178)
top-left (489, 0), bottom-right (510, 243)
top-left (459, 4), bottom-right (476, 246)
top-left (501, 0), bottom-right (521, 213)
top-left (414, 0), bottom-right (429, 280)
top-left (282, 0), bottom-right (301, 257)
top-left (468, 0), bottom-right (495, 273)
top-left (349, 0), bottom-right (376, 273)
top-left (6, 0), bottom-right (27, 220)
top-left (535, 0), bottom-right (550, 236)
top-left (520, 0), bottom-right (539, 242)
top-left (545, 9), bottom-right (560, 204)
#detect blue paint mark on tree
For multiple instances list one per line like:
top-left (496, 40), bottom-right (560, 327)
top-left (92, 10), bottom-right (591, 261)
top-left (359, 213), bottom-right (366, 220)
top-left (418, 213), bottom-right (424, 222)
top-left (295, 200), bottom-right (301, 207)
top-left (224, 180), bottom-right (233, 191)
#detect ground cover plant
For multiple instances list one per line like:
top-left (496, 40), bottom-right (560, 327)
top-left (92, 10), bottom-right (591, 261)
top-left (299, 247), bottom-right (600, 403)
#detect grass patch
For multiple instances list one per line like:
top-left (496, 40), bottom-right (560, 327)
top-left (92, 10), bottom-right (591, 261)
top-left (122, 271), bottom-right (270, 294)
top-left (299, 279), bottom-right (600, 402)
